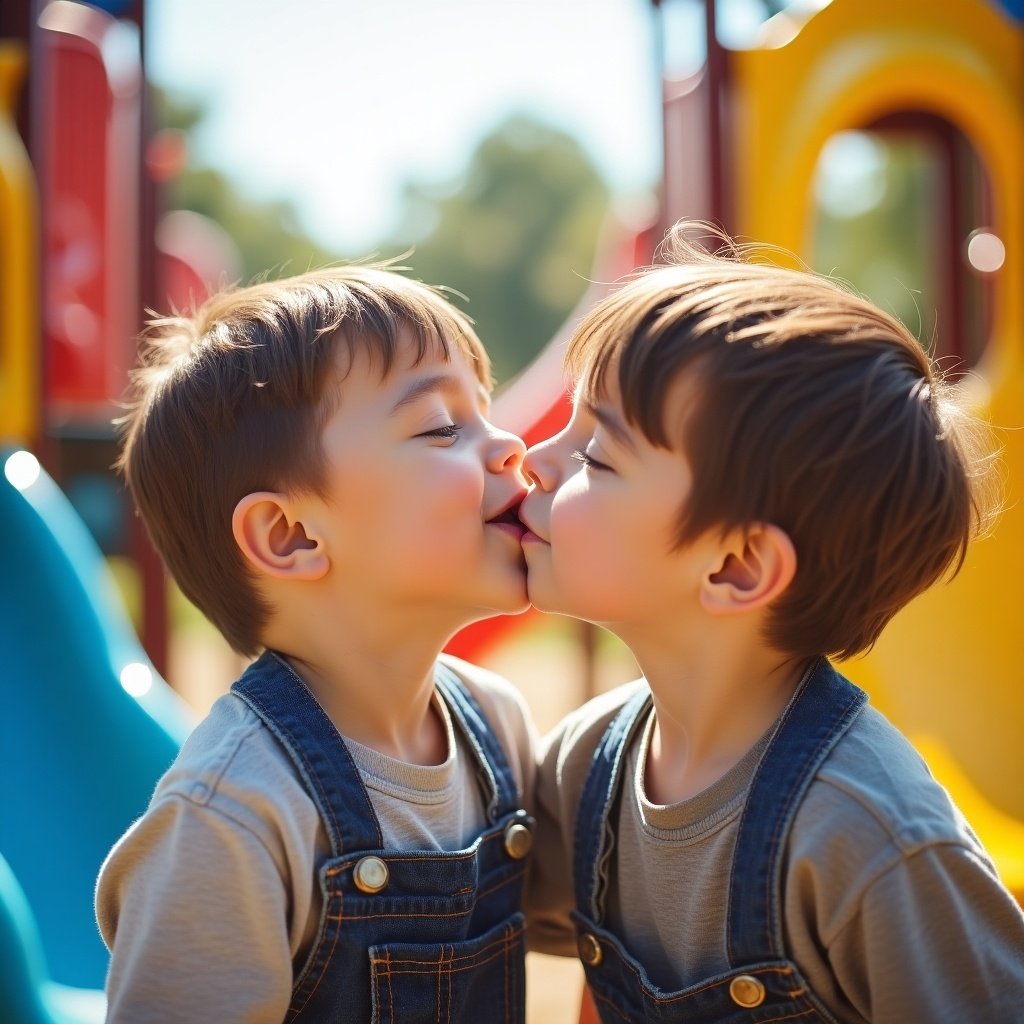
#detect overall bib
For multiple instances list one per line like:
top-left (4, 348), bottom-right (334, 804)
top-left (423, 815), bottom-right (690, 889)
top-left (572, 660), bottom-right (866, 1023)
top-left (233, 652), bottom-right (531, 1023)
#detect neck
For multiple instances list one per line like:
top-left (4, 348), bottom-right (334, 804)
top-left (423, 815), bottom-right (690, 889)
top-left (264, 594), bottom-right (462, 765)
top-left (617, 618), bottom-right (807, 805)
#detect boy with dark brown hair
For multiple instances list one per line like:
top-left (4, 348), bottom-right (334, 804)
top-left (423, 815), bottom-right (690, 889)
top-left (98, 266), bottom-right (537, 1022)
top-left (521, 222), bottom-right (1024, 1022)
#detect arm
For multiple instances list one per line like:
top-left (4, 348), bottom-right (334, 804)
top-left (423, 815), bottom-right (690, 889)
top-left (97, 794), bottom-right (295, 1024)
top-left (827, 841), bottom-right (1024, 1023)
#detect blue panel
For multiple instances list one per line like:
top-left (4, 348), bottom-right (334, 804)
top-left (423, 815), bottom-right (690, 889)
top-left (0, 449), bottom-right (191, 990)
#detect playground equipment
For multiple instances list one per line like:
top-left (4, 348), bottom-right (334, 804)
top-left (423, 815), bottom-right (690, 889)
top-left (473, 0), bottom-right (1024, 913)
top-left (0, 1), bottom-right (1020, 1019)
top-left (0, 448), bottom-right (192, 996)
top-left (0, 41), bottom-right (38, 449)
top-left (721, 0), bottom-right (1024, 887)
top-left (0, 852), bottom-right (105, 1024)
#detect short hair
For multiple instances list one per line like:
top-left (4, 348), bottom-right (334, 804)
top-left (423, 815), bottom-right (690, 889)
top-left (568, 221), bottom-right (999, 661)
top-left (117, 265), bottom-right (491, 657)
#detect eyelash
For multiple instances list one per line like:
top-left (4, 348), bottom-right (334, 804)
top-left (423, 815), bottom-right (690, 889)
top-left (572, 449), bottom-right (610, 472)
top-left (420, 424), bottom-right (461, 440)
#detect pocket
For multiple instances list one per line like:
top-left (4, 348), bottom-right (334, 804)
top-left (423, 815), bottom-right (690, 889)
top-left (369, 912), bottom-right (526, 1024)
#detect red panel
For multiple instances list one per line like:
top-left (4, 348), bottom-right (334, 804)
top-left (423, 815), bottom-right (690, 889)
top-left (446, 223), bottom-right (651, 663)
top-left (38, 1), bottom-right (141, 421)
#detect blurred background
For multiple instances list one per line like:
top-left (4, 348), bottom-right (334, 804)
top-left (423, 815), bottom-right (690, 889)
top-left (0, 1), bottom-right (1020, 1021)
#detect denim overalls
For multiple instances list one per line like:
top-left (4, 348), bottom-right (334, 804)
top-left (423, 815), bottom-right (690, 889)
top-left (232, 652), bottom-right (532, 1023)
top-left (572, 659), bottom-right (866, 1023)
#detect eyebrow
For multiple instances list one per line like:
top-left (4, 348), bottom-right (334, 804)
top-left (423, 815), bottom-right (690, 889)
top-left (390, 373), bottom-right (461, 415)
top-left (390, 372), bottom-right (491, 415)
top-left (587, 402), bottom-right (637, 453)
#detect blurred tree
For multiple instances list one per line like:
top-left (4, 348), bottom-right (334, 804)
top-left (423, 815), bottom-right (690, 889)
top-left (154, 93), bottom-right (610, 383)
top-left (152, 89), bottom-right (336, 281)
top-left (383, 114), bottom-right (610, 384)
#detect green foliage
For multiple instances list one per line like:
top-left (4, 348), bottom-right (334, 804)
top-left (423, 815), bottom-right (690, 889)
top-left (156, 87), bottom-right (610, 386)
top-left (165, 166), bottom-right (336, 283)
top-left (153, 89), bottom-right (335, 282)
top-left (382, 115), bottom-right (610, 384)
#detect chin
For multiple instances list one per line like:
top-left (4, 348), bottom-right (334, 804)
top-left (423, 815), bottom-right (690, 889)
top-left (525, 580), bottom-right (563, 616)
top-left (496, 584), bottom-right (531, 616)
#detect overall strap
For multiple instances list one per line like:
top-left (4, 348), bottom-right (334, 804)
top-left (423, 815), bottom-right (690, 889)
top-left (573, 687), bottom-right (653, 922)
top-left (433, 662), bottom-right (520, 822)
top-left (727, 659), bottom-right (867, 965)
top-left (232, 651), bottom-right (383, 855)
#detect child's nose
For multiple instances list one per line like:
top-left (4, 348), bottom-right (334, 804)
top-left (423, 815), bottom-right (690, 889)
top-left (487, 426), bottom-right (527, 473)
top-left (522, 439), bottom-right (558, 491)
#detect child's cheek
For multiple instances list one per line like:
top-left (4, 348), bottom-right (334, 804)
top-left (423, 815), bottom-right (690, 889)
top-left (549, 481), bottom-right (596, 559)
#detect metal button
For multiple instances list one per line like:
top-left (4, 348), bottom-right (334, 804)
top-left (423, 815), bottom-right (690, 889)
top-left (577, 932), bottom-right (603, 967)
top-left (729, 974), bottom-right (766, 1008)
top-left (504, 821), bottom-right (532, 860)
top-left (352, 856), bottom-right (389, 894)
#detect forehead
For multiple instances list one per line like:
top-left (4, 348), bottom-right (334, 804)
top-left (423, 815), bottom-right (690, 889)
top-left (330, 321), bottom-right (489, 389)
top-left (575, 351), bottom-right (702, 454)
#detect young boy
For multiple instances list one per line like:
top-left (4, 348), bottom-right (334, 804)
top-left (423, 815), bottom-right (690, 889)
top-left (520, 223), bottom-right (1024, 1022)
top-left (97, 266), bottom-right (537, 1022)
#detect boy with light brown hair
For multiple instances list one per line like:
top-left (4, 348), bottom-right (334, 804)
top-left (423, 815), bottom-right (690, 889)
top-left (97, 266), bottom-right (537, 1022)
top-left (521, 222), bottom-right (1024, 1022)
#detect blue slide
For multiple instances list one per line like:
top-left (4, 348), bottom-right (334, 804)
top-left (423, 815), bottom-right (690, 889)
top-left (0, 448), bottom-right (192, 1018)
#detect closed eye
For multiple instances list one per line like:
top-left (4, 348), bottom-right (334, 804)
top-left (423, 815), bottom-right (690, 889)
top-left (419, 424), bottom-right (461, 441)
top-left (571, 449), bottom-right (611, 472)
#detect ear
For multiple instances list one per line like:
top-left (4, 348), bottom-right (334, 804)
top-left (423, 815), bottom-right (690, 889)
top-left (232, 492), bottom-right (329, 581)
top-left (699, 524), bottom-right (796, 616)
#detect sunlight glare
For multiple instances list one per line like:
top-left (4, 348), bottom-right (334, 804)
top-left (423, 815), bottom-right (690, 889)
top-left (966, 230), bottom-right (1005, 274)
top-left (120, 662), bottom-right (153, 698)
top-left (4, 451), bottom-right (41, 491)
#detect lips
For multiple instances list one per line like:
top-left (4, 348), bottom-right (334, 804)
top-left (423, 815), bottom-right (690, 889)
top-left (517, 499), bottom-right (547, 544)
top-left (486, 491), bottom-right (527, 534)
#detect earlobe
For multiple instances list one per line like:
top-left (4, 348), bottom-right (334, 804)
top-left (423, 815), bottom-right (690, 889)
top-left (700, 524), bottom-right (796, 615)
top-left (232, 492), bottom-right (330, 581)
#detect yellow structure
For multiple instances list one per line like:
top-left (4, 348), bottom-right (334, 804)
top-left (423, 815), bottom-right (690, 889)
top-left (728, 0), bottom-right (1023, 894)
top-left (0, 42), bottom-right (39, 448)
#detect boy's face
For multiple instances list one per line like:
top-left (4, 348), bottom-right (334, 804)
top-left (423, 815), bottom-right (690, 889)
top-left (298, 330), bottom-right (529, 625)
top-left (520, 368), bottom-right (706, 627)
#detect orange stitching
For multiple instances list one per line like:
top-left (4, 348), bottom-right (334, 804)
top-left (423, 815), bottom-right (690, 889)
top-left (446, 943), bottom-right (453, 1022)
top-left (322, 864), bottom-right (523, 920)
top-left (385, 948), bottom-right (394, 1024)
top-left (504, 924), bottom-right (510, 1024)
top-left (589, 956), bottom-right (815, 1021)
top-left (745, 1008), bottom-right (818, 1023)
top-left (647, 966), bottom-right (797, 1004)
top-left (369, 940), bottom-right (519, 975)
top-left (596, 945), bottom-right (798, 1005)
top-left (590, 988), bottom-right (633, 1023)
top-left (324, 908), bottom-right (471, 922)
top-left (436, 945), bottom-right (442, 1024)
top-left (322, 822), bottom-right (512, 878)
top-left (289, 893), bottom-right (345, 1015)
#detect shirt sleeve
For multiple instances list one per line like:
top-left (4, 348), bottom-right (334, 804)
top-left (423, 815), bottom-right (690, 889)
top-left (524, 719), bottom-right (581, 957)
top-left (96, 793), bottom-right (295, 1024)
top-left (825, 841), bottom-right (1024, 1023)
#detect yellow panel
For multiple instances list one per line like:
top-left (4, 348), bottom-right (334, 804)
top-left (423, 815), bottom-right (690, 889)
top-left (0, 42), bottom-right (39, 447)
top-left (727, 0), bottom-right (1024, 850)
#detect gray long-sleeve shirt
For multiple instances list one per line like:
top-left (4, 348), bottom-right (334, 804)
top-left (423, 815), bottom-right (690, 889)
top-left (527, 680), bottom-right (1024, 1023)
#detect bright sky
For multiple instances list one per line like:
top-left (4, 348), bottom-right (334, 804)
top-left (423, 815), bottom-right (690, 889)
top-left (145, 0), bottom-right (687, 254)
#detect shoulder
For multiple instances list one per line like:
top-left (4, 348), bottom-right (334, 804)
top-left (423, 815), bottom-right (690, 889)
top-left (439, 653), bottom-right (532, 727)
top-left (542, 679), bottom-right (649, 796)
top-left (798, 703), bottom-right (977, 856)
top-left (546, 679), bottom-right (648, 764)
top-left (785, 702), bottom-right (995, 926)
top-left (783, 705), bottom-right (1024, 1016)
top-left (438, 654), bottom-right (538, 804)
top-left (153, 690), bottom-right (318, 844)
